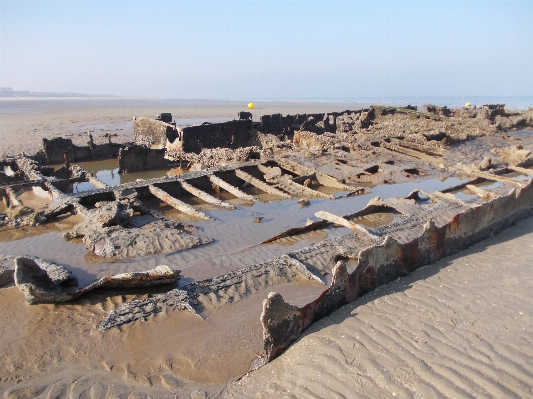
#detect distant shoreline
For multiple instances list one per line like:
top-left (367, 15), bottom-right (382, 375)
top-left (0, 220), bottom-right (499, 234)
top-left (1, 95), bottom-right (531, 110)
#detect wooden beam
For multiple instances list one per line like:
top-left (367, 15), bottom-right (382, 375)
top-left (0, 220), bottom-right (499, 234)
top-left (390, 138), bottom-right (445, 156)
top-left (419, 190), bottom-right (469, 206)
top-left (276, 158), bottom-right (356, 191)
top-left (87, 176), bottom-right (108, 190)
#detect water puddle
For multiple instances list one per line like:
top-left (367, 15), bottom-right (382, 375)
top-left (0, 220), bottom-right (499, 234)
top-left (0, 214), bottom-right (84, 243)
top-left (507, 129), bottom-right (533, 139)
top-left (349, 210), bottom-right (401, 228)
top-left (501, 171), bottom-right (531, 182)
top-left (66, 181), bottom-right (97, 194)
top-left (15, 186), bottom-right (52, 210)
top-left (450, 190), bottom-right (479, 202)
top-left (0, 176), bottom-right (470, 286)
top-left (50, 159), bottom-right (190, 188)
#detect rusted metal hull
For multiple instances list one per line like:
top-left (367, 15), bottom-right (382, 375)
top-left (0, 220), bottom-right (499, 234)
top-left (261, 180), bottom-right (533, 361)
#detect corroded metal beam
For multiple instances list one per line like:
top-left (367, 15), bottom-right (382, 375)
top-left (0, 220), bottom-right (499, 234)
top-left (276, 158), bottom-right (356, 191)
top-left (465, 169), bottom-right (526, 187)
top-left (208, 175), bottom-right (258, 202)
top-left (148, 184), bottom-right (213, 220)
top-left (234, 169), bottom-right (291, 198)
top-left (275, 179), bottom-right (334, 199)
top-left (381, 142), bottom-right (442, 164)
top-left (509, 165), bottom-right (533, 177)
top-left (180, 180), bottom-right (235, 209)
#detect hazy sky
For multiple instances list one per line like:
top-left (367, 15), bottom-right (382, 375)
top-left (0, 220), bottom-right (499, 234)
top-left (1, 0), bottom-right (531, 99)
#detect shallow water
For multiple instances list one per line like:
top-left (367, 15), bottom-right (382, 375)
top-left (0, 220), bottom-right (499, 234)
top-left (0, 176), bottom-right (469, 288)
top-left (50, 159), bottom-right (187, 187)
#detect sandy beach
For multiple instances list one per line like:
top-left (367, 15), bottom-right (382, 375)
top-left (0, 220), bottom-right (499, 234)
top-left (0, 99), bottom-right (532, 399)
top-left (0, 98), bottom-right (372, 156)
top-left (2, 196), bottom-right (533, 398)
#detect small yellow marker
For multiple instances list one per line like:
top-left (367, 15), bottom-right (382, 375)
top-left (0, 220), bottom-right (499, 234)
top-left (465, 102), bottom-right (471, 107)
top-left (248, 102), bottom-right (255, 109)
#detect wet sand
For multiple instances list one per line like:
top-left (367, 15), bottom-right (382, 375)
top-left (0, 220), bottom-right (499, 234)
top-left (2, 213), bottom-right (532, 398)
top-left (227, 217), bottom-right (533, 398)
top-left (1, 100), bottom-right (533, 398)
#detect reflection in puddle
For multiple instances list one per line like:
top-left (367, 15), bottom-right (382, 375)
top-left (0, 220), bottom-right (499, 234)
top-left (507, 129), bottom-right (533, 139)
top-left (51, 159), bottom-right (187, 188)
top-left (349, 210), bottom-right (401, 228)
top-left (68, 181), bottom-right (96, 193)
top-left (450, 190), bottom-right (479, 202)
top-left (501, 171), bottom-right (531, 182)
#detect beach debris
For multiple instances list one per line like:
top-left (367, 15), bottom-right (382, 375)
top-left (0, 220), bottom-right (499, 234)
top-left (479, 156), bottom-right (493, 171)
top-left (14, 256), bottom-right (180, 305)
top-left (238, 111), bottom-right (252, 120)
top-left (2, 102), bottom-right (533, 368)
top-left (0, 255), bottom-right (16, 287)
top-left (298, 198), bottom-right (310, 207)
top-left (254, 216), bottom-right (264, 223)
top-left (64, 200), bottom-right (213, 258)
top-left (99, 255), bottom-right (324, 330)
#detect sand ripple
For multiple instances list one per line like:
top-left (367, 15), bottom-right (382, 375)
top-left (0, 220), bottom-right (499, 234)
top-left (226, 217), bottom-right (533, 398)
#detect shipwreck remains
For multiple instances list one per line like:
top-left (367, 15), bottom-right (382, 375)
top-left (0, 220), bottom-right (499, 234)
top-left (1, 103), bottom-right (533, 367)
top-left (14, 256), bottom-right (179, 304)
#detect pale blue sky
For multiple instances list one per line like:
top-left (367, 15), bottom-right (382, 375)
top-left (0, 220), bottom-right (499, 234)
top-left (1, 0), bottom-right (531, 98)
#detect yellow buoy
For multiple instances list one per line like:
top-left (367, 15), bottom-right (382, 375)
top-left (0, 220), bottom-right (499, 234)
top-left (465, 102), bottom-right (471, 107)
top-left (248, 102), bottom-right (255, 109)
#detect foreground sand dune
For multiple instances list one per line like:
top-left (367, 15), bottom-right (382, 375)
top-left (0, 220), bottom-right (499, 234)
top-left (226, 217), bottom-right (533, 398)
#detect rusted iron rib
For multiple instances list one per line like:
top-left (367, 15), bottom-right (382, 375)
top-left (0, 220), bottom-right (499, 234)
top-left (466, 184), bottom-right (497, 199)
top-left (261, 219), bottom-right (329, 244)
top-left (148, 184), bottom-right (213, 220)
top-left (465, 169), bottom-right (525, 187)
top-left (180, 181), bottom-right (235, 210)
top-left (234, 169), bottom-right (291, 198)
top-left (390, 138), bottom-right (445, 156)
top-left (275, 179), bottom-right (334, 199)
top-left (276, 158), bottom-right (356, 191)
top-left (208, 175), bottom-right (258, 202)
top-left (315, 211), bottom-right (379, 239)
top-left (5, 187), bottom-right (23, 207)
top-left (87, 176), bottom-right (108, 190)
top-left (509, 165), bottom-right (533, 177)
